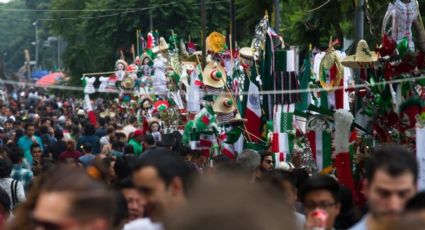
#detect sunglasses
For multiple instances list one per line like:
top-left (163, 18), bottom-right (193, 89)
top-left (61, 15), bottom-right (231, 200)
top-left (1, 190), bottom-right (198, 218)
top-left (265, 160), bottom-right (273, 164)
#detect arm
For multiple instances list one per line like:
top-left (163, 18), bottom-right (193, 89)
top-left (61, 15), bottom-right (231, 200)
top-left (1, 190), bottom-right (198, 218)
top-left (16, 181), bottom-right (26, 204)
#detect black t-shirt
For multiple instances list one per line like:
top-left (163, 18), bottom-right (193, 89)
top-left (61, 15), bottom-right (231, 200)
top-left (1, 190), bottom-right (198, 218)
top-left (48, 140), bottom-right (67, 161)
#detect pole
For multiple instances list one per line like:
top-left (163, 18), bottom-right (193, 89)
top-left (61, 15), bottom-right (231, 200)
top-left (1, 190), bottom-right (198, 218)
top-left (149, 10), bottom-right (153, 32)
top-left (230, 0), bottom-right (236, 49)
top-left (34, 21), bottom-right (39, 71)
top-left (354, 0), bottom-right (364, 114)
top-left (57, 36), bottom-right (61, 70)
top-left (274, 0), bottom-right (280, 32)
top-left (201, 0), bottom-right (207, 68)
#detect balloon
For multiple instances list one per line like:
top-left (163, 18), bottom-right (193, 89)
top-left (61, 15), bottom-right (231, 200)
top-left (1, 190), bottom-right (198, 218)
top-left (397, 37), bottom-right (409, 57)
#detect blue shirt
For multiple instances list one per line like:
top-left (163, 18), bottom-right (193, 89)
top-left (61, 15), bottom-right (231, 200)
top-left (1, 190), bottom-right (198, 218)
top-left (79, 154), bottom-right (96, 167)
top-left (349, 216), bottom-right (367, 230)
top-left (11, 164), bottom-right (33, 190)
top-left (77, 135), bottom-right (101, 154)
top-left (17, 135), bottom-right (43, 166)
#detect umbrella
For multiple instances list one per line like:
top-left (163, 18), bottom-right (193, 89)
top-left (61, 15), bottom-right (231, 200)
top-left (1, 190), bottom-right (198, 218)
top-left (31, 70), bottom-right (49, 80)
top-left (36, 72), bottom-right (64, 87)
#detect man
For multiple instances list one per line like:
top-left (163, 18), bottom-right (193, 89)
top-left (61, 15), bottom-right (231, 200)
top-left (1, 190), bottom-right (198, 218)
top-left (142, 134), bottom-right (157, 154)
top-left (255, 152), bottom-right (274, 180)
top-left (30, 143), bottom-right (44, 176)
top-left (77, 123), bottom-right (101, 154)
top-left (78, 143), bottom-right (96, 167)
top-left (47, 128), bottom-right (67, 162)
top-left (32, 165), bottom-right (115, 230)
top-left (301, 175), bottom-right (341, 230)
top-left (131, 148), bottom-right (194, 223)
top-left (95, 117), bottom-right (107, 138)
top-left (263, 170), bottom-right (305, 229)
top-left (236, 149), bottom-right (261, 181)
top-left (128, 130), bottom-right (143, 157)
top-left (116, 178), bottom-right (146, 222)
top-left (350, 144), bottom-right (418, 230)
top-left (123, 116), bottom-right (138, 138)
top-left (9, 146), bottom-right (33, 190)
top-left (17, 123), bottom-right (43, 166)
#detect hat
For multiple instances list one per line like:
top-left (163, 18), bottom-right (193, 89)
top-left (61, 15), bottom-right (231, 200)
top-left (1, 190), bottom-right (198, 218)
top-left (202, 62), bottom-right (227, 88)
top-left (206, 32), bottom-right (226, 53)
top-left (140, 52), bottom-right (153, 63)
top-left (229, 113), bottom-right (248, 125)
top-left (319, 49), bottom-right (344, 90)
top-left (58, 115), bottom-right (66, 124)
top-left (121, 76), bottom-right (135, 89)
top-left (100, 109), bottom-right (116, 118)
top-left (342, 40), bottom-right (378, 69)
top-left (77, 109), bottom-right (85, 116)
top-left (154, 100), bottom-right (169, 112)
top-left (133, 130), bottom-right (143, 138)
top-left (213, 93), bottom-right (236, 114)
top-left (239, 47), bottom-right (254, 59)
top-left (152, 37), bottom-right (169, 53)
top-left (115, 59), bottom-right (128, 69)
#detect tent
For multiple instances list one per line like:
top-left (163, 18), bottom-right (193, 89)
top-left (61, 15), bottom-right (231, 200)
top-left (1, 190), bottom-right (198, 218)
top-left (35, 72), bottom-right (64, 87)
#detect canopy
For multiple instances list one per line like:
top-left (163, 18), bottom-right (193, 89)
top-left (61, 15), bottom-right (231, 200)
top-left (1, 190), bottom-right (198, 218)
top-left (31, 70), bottom-right (49, 80)
top-left (35, 72), bottom-right (64, 87)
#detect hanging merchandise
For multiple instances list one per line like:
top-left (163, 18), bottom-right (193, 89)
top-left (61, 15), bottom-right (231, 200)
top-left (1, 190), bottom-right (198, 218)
top-left (98, 76), bottom-right (109, 93)
top-left (342, 40), bottom-right (378, 70)
top-left (206, 32), bottom-right (226, 54)
top-left (152, 54), bottom-right (168, 98)
top-left (306, 116), bottom-right (332, 172)
top-left (82, 76), bottom-right (96, 94)
top-left (212, 93), bottom-right (236, 124)
top-left (115, 59), bottom-right (128, 81)
top-left (383, 0), bottom-right (419, 50)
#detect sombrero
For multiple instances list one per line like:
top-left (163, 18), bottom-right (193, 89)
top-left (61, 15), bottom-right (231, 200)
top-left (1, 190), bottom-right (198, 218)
top-left (239, 47), bottom-right (254, 59)
top-left (342, 40), bottom-right (378, 69)
top-left (213, 93), bottom-right (236, 114)
top-left (121, 77), bottom-right (135, 89)
top-left (140, 52), bottom-right (152, 63)
top-left (318, 49), bottom-right (344, 90)
top-left (115, 59), bottom-right (128, 69)
top-left (100, 109), bottom-right (116, 118)
top-left (152, 37), bottom-right (169, 53)
top-left (202, 62), bottom-right (227, 88)
top-left (229, 113), bottom-right (248, 125)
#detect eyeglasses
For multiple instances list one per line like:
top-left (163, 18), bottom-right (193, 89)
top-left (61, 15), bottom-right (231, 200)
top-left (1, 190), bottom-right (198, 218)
top-left (304, 201), bottom-right (336, 211)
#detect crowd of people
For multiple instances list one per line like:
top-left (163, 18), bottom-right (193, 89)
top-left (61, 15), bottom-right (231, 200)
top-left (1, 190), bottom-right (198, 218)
top-left (0, 88), bottom-right (421, 230)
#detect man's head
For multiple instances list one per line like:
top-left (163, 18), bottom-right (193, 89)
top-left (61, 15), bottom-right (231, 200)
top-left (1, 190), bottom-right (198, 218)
top-left (301, 175), bottom-right (341, 230)
top-left (132, 149), bottom-right (194, 221)
top-left (84, 124), bottom-right (96, 136)
top-left (365, 144), bottom-right (418, 222)
top-left (4, 119), bottom-right (13, 130)
top-left (236, 149), bottom-right (260, 172)
top-left (128, 116), bottom-right (137, 125)
top-left (260, 152), bottom-right (274, 172)
top-left (31, 143), bottom-right (43, 159)
top-left (115, 178), bottom-right (146, 222)
top-left (9, 147), bottom-right (24, 165)
top-left (25, 123), bottom-right (35, 137)
top-left (143, 134), bottom-right (156, 149)
top-left (32, 165), bottom-right (115, 230)
top-left (132, 130), bottom-right (144, 142)
top-left (0, 158), bottom-right (11, 179)
top-left (263, 170), bottom-right (298, 207)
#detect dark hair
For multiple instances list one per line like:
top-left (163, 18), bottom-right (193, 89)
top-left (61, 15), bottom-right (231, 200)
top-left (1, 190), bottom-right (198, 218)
top-left (39, 125), bottom-right (49, 134)
top-left (114, 177), bottom-right (134, 190)
top-left (133, 149), bottom-right (195, 195)
top-left (263, 170), bottom-right (296, 189)
top-left (0, 158), bottom-right (12, 178)
top-left (115, 155), bottom-right (138, 180)
top-left (300, 175), bottom-right (340, 203)
top-left (112, 141), bottom-right (125, 151)
top-left (98, 117), bottom-right (106, 127)
top-left (84, 124), bottom-right (96, 136)
top-left (365, 144), bottom-right (418, 182)
top-left (260, 152), bottom-right (273, 163)
top-left (113, 191), bottom-right (129, 228)
top-left (24, 123), bottom-right (35, 130)
top-left (124, 145), bottom-right (134, 155)
top-left (144, 134), bottom-right (155, 146)
top-left (30, 143), bottom-right (41, 152)
top-left (128, 116), bottom-right (137, 124)
top-left (8, 147), bottom-right (24, 164)
top-left (81, 143), bottom-right (92, 152)
top-left (405, 191), bottom-right (425, 212)
top-left (0, 187), bottom-right (10, 214)
top-left (54, 128), bottom-right (64, 140)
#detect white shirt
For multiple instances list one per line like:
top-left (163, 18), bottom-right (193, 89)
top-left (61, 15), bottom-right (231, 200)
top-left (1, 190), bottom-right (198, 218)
top-left (0, 178), bottom-right (25, 209)
top-left (123, 218), bottom-right (163, 230)
top-left (123, 125), bottom-right (136, 138)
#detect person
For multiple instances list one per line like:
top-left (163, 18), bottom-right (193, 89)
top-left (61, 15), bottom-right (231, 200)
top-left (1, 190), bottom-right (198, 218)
top-left (255, 152), bottom-right (274, 181)
top-left (128, 130), bottom-right (143, 157)
top-left (77, 123), bottom-right (101, 154)
top-left (95, 117), bottom-right (107, 138)
top-left (102, 156), bottom-right (116, 185)
top-left (236, 149), bottom-right (261, 181)
top-left (78, 143), bottom-right (96, 167)
top-left (31, 165), bottom-right (116, 230)
top-left (30, 143), bottom-right (44, 176)
top-left (115, 177), bottom-right (146, 223)
top-left (0, 158), bottom-right (25, 209)
top-left (47, 128), bottom-right (67, 162)
top-left (115, 155), bottom-right (139, 181)
top-left (164, 173), bottom-right (296, 230)
top-left (9, 147), bottom-right (33, 190)
top-left (17, 123), bottom-right (43, 166)
top-left (263, 170), bottom-right (305, 229)
top-left (123, 116), bottom-right (138, 138)
top-left (335, 186), bottom-right (361, 229)
top-left (396, 191), bottom-right (425, 230)
top-left (142, 134), bottom-right (157, 155)
top-left (110, 141), bottom-right (125, 158)
top-left (100, 126), bottom-right (115, 153)
top-left (59, 139), bottom-right (83, 162)
top-left (350, 144), bottom-right (418, 230)
top-left (300, 175), bottom-right (341, 230)
top-left (0, 187), bottom-right (11, 228)
top-left (131, 148), bottom-right (195, 223)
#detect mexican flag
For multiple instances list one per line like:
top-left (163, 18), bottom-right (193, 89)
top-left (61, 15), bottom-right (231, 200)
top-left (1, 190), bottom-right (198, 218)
top-left (306, 130), bottom-right (332, 172)
top-left (84, 94), bottom-right (97, 126)
top-left (272, 104), bottom-right (295, 160)
top-left (245, 79), bottom-right (262, 142)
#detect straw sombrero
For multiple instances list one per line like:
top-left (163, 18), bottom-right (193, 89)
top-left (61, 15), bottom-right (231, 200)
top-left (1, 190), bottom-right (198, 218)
top-left (229, 113), bottom-right (248, 125)
top-left (121, 76), bottom-right (135, 89)
top-left (319, 49), bottom-right (344, 90)
top-left (213, 93), bottom-right (236, 114)
top-left (239, 47), bottom-right (254, 59)
top-left (100, 109), bottom-right (116, 118)
top-left (115, 59), bottom-right (128, 69)
top-left (202, 62), bottom-right (227, 88)
top-left (152, 37), bottom-right (169, 53)
top-left (342, 40), bottom-right (378, 69)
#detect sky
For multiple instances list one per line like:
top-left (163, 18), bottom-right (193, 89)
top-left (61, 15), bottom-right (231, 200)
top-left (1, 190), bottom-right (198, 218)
top-left (0, 0), bottom-right (10, 3)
